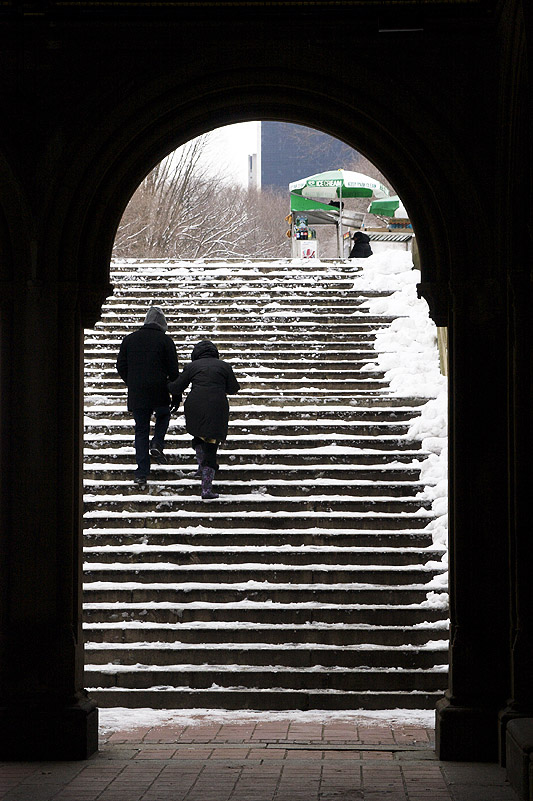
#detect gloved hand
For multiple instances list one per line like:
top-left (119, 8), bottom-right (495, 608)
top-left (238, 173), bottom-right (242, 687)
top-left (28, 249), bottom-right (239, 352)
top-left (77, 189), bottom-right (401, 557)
top-left (170, 396), bottom-right (181, 414)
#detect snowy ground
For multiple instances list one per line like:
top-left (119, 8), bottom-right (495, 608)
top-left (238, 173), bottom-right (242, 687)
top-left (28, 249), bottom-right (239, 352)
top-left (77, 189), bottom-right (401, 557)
top-left (99, 706), bottom-right (435, 734)
top-left (354, 250), bottom-right (448, 567)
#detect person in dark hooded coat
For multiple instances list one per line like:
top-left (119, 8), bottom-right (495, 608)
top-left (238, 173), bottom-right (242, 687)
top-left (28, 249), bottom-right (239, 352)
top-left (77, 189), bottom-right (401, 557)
top-left (349, 231), bottom-right (373, 258)
top-left (168, 340), bottom-right (240, 500)
top-left (116, 305), bottom-right (179, 486)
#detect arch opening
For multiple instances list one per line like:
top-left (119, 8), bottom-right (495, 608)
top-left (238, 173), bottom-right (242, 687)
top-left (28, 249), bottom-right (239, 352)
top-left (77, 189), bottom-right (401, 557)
top-left (82, 117), bottom-right (449, 713)
top-left (72, 76), bottom-right (459, 314)
top-left (110, 120), bottom-right (403, 262)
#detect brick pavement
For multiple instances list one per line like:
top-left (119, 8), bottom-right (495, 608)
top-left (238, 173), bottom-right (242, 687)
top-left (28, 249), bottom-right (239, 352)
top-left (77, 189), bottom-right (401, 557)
top-left (0, 719), bottom-right (518, 800)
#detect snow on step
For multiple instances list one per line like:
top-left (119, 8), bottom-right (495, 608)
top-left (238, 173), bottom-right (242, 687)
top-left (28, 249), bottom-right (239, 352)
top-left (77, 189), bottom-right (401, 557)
top-left (83, 257), bottom-right (448, 709)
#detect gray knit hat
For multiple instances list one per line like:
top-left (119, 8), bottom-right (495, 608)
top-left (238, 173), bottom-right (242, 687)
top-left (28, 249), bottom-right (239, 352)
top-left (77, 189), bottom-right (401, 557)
top-left (144, 306), bottom-right (167, 332)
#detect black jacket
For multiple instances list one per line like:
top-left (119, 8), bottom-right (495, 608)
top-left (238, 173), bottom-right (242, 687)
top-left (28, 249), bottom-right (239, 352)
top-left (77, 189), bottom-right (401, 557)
top-left (349, 232), bottom-right (373, 258)
top-left (168, 341), bottom-right (240, 441)
top-left (116, 324), bottom-right (179, 411)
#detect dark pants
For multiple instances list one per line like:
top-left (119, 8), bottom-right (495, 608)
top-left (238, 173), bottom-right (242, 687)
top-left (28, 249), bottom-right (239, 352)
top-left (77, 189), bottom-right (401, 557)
top-left (132, 406), bottom-right (170, 476)
top-left (192, 436), bottom-right (219, 470)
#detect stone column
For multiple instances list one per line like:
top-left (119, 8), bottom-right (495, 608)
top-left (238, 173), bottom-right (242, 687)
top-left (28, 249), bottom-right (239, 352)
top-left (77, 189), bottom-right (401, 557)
top-left (498, 270), bottom-right (533, 768)
top-left (435, 279), bottom-right (511, 762)
top-left (0, 278), bottom-right (101, 759)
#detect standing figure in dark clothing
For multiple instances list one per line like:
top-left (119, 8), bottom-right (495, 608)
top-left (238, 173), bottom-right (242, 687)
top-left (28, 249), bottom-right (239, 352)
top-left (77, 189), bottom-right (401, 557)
top-left (349, 231), bottom-right (373, 258)
top-left (116, 306), bottom-right (179, 487)
top-left (168, 340), bottom-right (240, 500)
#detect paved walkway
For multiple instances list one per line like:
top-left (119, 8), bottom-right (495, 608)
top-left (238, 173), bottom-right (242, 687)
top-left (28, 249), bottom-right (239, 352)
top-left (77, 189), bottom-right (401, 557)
top-left (0, 719), bottom-right (518, 801)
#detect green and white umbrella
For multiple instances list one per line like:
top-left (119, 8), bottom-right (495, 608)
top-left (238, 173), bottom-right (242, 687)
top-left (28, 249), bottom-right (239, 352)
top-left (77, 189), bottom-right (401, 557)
top-left (368, 195), bottom-right (408, 218)
top-left (289, 169), bottom-right (390, 201)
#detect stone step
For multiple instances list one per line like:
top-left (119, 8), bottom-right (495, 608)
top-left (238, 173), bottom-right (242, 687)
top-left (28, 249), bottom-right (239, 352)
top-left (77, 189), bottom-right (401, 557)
top-left (94, 306), bottom-right (394, 318)
top-left (82, 451), bottom-right (423, 466)
top-left (84, 397), bottom-right (428, 410)
top-left (82, 583), bottom-right (442, 605)
top-left (109, 291), bottom-right (376, 300)
top-left (85, 686), bottom-right (444, 710)
top-left (110, 261), bottom-right (358, 269)
top-left (223, 395), bottom-right (425, 406)
top-left (105, 287), bottom-right (380, 295)
top-left (82, 496), bottom-right (432, 516)
top-left (82, 524), bottom-right (438, 544)
top-left (83, 479), bottom-right (425, 498)
top-left (85, 412), bottom-right (420, 424)
top-left (83, 511), bottom-right (432, 531)
top-left (108, 278), bottom-right (378, 287)
top-left (83, 407), bottom-right (422, 422)
top-left (86, 389), bottom-right (392, 401)
top-left (90, 322), bottom-right (376, 333)
top-left (108, 278), bottom-right (377, 286)
top-left (83, 602), bottom-right (446, 626)
top-left (85, 684), bottom-right (447, 711)
top-left (108, 276), bottom-right (361, 286)
top-left (110, 285), bottom-right (368, 292)
top-left (85, 353), bottom-right (380, 367)
top-left (107, 279), bottom-right (362, 288)
top-left (85, 378), bottom-right (391, 391)
top-left (83, 527), bottom-right (435, 548)
top-left (108, 272), bottom-right (366, 281)
top-left (100, 307), bottom-right (383, 319)
top-left (85, 339), bottom-right (381, 353)
top-left (110, 266), bottom-right (359, 274)
top-left (86, 370), bottom-right (388, 384)
top-left (86, 366), bottom-right (386, 380)
top-left (85, 357), bottom-right (380, 370)
top-left (83, 563), bottom-right (440, 586)
top-left (108, 276), bottom-right (369, 284)
top-left (83, 544), bottom-right (444, 566)
top-left (85, 404), bottom-right (421, 425)
top-left (88, 323), bottom-right (387, 333)
top-left (84, 642), bottom-right (446, 669)
top-left (105, 299), bottom-right (383, 310)
top-left (84, 436), bottom-right (422, 452)
top-left (108, 284), bottom-right (386, 294)
top-left (111, 286), bottom-right (374, 294)
top-left (83, 621), bottom-right (448, 646)
top-left (93, 322), bottom-right (393, 334)
top-left (91, 322), bottom-right (394, 335)
top-left (109, 272), bottom-right (360, 279)
top-left (84, 421), bottom-right (410, 437)
top-left (109, 276), bottom-right (363, 283)
top-left (83, 465), bottom-right (422, 482)
top-left (109, 287), bottom-right (368, 297)
top-left (85, 654), bottom-right (446, 688)
top-left (87, 339), bottom-right (380, 351)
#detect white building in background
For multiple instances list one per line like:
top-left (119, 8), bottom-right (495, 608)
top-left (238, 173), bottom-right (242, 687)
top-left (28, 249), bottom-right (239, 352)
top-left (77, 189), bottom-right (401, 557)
top-left (248, 153), bottom-right (258, 189)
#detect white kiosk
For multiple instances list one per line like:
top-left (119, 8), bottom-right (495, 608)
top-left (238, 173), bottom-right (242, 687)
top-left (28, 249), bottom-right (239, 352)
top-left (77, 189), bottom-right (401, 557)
top-left (288, 169), bottom-right (390, 258)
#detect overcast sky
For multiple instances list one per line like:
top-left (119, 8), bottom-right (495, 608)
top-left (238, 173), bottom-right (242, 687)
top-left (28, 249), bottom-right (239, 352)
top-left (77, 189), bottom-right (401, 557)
top-left (200, 121), bottom-right (260, 187)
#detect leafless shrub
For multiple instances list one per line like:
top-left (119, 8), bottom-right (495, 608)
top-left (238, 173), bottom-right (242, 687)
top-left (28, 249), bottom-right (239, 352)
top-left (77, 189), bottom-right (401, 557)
top-left (113, 138), bottom-right (290, 259)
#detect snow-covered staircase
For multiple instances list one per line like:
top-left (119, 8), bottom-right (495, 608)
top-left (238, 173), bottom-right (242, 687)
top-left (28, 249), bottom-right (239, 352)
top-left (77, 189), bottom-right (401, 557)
top-left (83, 259), bottom-right (448, 709)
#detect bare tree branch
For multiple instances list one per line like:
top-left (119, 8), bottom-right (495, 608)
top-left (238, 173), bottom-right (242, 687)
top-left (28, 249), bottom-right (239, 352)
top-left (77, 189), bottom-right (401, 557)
top-left (113, 142), bottom-right (291, 259)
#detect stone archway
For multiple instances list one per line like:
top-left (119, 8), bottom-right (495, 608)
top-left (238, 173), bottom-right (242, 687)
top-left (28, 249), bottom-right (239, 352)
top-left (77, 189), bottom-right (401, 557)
top-left (0, 4), bottom-right (522, 765)
top-left (70, 77), bottom-right (510, 762)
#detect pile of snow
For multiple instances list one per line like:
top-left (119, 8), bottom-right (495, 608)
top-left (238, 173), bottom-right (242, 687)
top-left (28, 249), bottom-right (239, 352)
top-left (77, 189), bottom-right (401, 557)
top-left (354, 249), bottom-right (448, 587)
top-left (99, 706), bottom-right (435, 735)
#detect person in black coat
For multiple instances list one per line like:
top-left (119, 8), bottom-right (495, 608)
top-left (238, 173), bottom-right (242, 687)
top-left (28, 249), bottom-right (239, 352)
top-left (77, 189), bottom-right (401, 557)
top-left (168, 340), bottom-right (240, 500)
top-left (116, 306), bottom-right (179, 486)
top-left (349, 231), bottom-right (373, 258)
